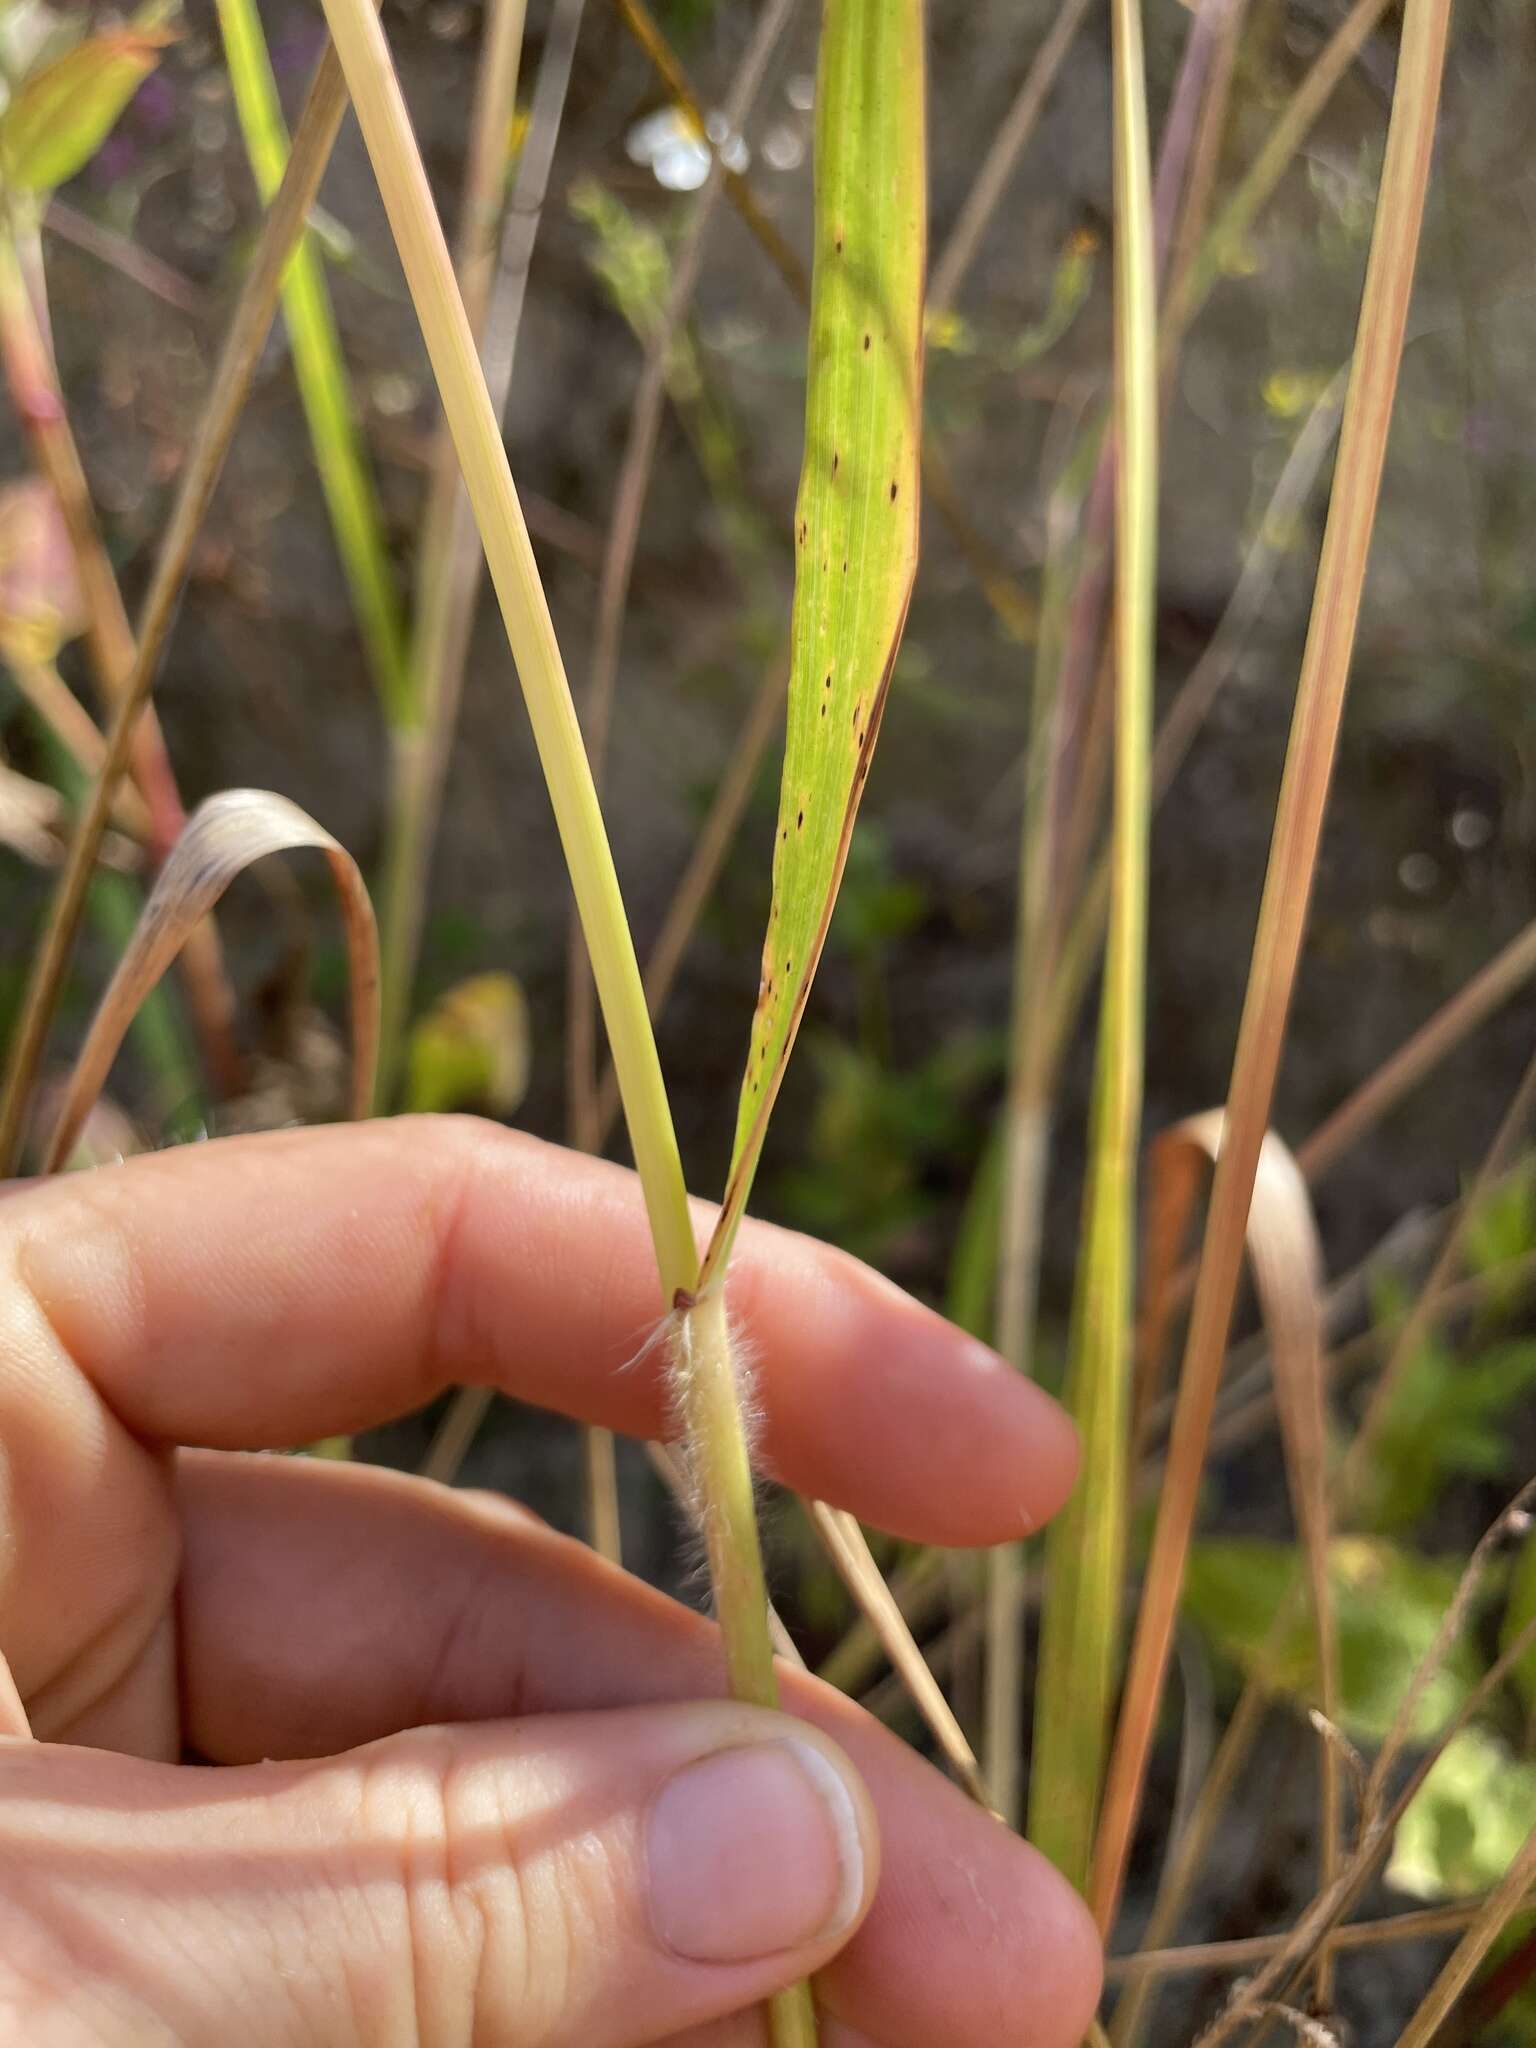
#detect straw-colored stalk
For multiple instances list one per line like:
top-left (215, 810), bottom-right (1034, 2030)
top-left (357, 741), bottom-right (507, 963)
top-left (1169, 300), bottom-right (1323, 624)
top-left (374, 0), bottom-right (532, 1097)
top-left (307, 5), bottom-right (809, 2037)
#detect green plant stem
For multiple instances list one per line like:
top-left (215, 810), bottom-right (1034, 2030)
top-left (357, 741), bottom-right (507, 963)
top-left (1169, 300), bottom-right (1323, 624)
top-left (215, 0), bottom-right (411, 730)
top-left (0, 41), bottom-right (357, 1174)
top-left (316, 11), bottom-right (808, 2031)
top-left (668, 1291), bottom-right (819, 2048)
top-left (1088, 0), bottom-right (1453, 1934)
top-left (1027, 0), bottom-right (1157, 1893)
top-left (984, 427), bottom-right (1085, 1821)
top-left (315, 0), bottom-right (694, 1281)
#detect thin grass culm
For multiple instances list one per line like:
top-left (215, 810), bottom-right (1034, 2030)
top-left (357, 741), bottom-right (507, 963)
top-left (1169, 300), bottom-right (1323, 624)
top-left (305, 0), bottom-right (833, 2036)
top-left (1025, 0), bottom-right (1158, 1882)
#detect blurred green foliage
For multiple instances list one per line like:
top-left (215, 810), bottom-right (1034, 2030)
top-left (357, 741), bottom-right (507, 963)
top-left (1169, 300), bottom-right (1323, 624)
top-left (1184, 1534), bottom-right (1484, 1743)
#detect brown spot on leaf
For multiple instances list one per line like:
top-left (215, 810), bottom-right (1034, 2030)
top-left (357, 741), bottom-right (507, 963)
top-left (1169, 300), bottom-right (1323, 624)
top-left (863, 333), bottom-right (871, 351)
top-left (889, 481), bottom-right (899, 501)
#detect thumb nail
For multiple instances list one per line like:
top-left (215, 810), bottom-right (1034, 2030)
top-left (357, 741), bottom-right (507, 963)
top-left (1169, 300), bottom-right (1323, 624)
top-left (646, 1737), bottom-right (866, 1963)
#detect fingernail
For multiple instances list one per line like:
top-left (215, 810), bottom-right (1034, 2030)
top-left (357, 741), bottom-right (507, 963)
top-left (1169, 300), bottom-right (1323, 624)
top-left (646, 1739), bottom-right (864, 1963)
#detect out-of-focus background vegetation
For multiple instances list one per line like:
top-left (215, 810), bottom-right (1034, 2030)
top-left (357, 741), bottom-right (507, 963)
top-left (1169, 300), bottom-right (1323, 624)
top-left (2, 0), bottom-right (1535, 2037)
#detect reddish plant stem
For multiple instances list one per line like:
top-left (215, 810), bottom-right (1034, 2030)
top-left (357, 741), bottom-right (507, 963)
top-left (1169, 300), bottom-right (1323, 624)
top-left (0, 219), bottom-right (242, 1099)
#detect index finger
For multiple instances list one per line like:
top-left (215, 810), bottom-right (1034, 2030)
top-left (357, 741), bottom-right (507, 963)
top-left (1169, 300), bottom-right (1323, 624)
top-left (7, 1115), bottom-right (1077, 1544)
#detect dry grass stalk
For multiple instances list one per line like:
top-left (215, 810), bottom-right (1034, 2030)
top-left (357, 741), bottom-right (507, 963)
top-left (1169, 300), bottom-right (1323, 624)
top-left (1088, 0), bottom-right (1453, 1928)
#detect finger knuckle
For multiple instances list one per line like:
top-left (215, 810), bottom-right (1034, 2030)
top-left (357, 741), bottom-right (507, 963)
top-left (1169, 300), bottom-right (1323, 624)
top-left (342, 1730), bottom-right (609, 2048)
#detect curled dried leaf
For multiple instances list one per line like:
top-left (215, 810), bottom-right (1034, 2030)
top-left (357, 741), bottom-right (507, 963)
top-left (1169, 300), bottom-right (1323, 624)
top-left (0, 759), bottom-right (137, 870)
top-left (44, 789), bottom-right (378, 1171)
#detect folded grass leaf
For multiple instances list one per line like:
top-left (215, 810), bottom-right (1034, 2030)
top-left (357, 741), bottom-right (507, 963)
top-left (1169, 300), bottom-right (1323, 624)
top-left (44, 790), bottom-right (379, 1172)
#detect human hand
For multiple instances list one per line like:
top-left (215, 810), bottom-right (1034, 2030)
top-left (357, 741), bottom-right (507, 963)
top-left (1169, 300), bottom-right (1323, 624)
top-left (0, 1116), bottom-right (1101, 2045)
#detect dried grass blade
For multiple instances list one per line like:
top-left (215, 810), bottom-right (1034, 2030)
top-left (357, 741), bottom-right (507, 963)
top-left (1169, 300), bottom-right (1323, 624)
top-left (1298, 916), bottom-right (1536, 1183)
top-left (808, 1502), bottom-right (991, 1806)
top-left (927, 0), bottom-right (1095, 318)
top-left (376, 0), bottom-right (536, 1096)
top-left (0, 759), bottom-right (132, 870)
top-left (1087, 0), bottom-right (1452, 1931)
top-left (1397, 1849), bottom-right (1536, 2048)
top-left (1130, 1114), bottom-right (1339, 1950)
top-left (45, 790), bottom-right (379, 1172)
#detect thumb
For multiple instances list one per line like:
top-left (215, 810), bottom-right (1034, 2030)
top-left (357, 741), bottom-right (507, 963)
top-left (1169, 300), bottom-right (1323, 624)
top-left (0, 1702), bottom-right (877, 2047)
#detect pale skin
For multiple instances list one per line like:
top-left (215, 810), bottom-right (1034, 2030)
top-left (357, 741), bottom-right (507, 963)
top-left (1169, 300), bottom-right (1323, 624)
top-left (0, 1115), bottom-right (1103, 2046)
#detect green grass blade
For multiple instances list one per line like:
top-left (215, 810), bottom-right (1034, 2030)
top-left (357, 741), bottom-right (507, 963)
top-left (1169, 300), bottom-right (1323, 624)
top-left (699, 0), bottom-right (926, 1290)
top-left (215, 0), bottom-right (412, 729)
top-left (1027, 0), bottom-right (1157, 1890)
